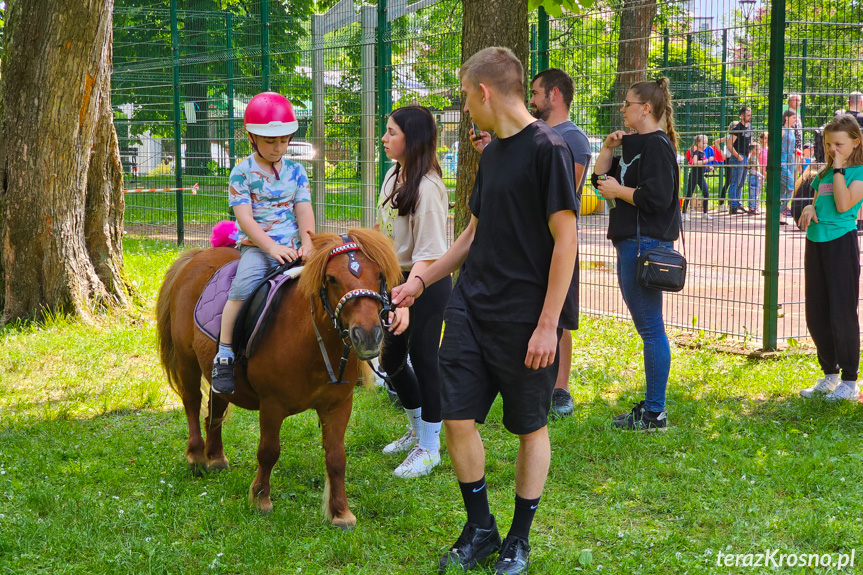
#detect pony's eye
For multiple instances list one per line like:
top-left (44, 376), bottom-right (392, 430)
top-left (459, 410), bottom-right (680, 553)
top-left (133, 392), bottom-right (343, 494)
top-left (326, 275), bottom-right (338, 285)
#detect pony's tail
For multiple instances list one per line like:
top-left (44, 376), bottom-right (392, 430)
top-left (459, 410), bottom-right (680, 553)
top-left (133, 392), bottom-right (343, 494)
top-left (156, 249), bottom-right (202, 396)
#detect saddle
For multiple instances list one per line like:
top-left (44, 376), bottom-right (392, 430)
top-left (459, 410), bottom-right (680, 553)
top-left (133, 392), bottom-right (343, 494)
top-left (194, 258), bottom-right (304, 360)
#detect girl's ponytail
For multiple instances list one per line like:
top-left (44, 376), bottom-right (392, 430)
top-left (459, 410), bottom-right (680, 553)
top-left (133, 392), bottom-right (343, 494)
top-left (630, 76), bottom-right (677, 150)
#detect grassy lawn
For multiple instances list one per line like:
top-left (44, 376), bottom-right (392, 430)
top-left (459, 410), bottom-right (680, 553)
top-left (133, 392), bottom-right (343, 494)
top-left (0, 238), bottom-right (861, 574)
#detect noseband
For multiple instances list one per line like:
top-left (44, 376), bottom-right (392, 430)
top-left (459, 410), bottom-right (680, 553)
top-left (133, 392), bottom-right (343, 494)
top-left (311, 234), bottom-right (392, 385)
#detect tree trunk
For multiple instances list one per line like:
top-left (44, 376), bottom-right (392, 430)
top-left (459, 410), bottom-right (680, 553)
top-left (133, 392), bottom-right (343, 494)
top-left (455, 0), bottom-right (529, 238)
top-left (609, 0), bottom-right (658, 130)
top-left (0, 0), bottom-right (130, 322)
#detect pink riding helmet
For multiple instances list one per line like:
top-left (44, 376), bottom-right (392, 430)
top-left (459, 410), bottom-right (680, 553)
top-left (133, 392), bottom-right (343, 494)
top-left (244, 92), bottom-right (298, 137)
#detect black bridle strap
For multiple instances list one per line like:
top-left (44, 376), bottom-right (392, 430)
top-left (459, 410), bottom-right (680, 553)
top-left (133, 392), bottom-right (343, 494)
top-left (310, 295), bottom-right (351, 385)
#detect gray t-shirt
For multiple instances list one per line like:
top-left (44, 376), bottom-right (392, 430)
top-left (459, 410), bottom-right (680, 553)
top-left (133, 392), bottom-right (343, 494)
top-left (553, 120), bottom-right (591, 214)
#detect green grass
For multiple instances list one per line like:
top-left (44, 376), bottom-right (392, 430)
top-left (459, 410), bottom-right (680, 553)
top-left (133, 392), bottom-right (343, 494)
top-left (0, 238), bottom-right (861, 574)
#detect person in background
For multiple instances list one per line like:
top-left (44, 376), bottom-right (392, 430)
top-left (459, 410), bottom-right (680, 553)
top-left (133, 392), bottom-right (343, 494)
top-left (747, 143), bottom-right (763, 216)
top-left (786, 94), bottom-right (803, 151)
top-left (682, 135), bottom-right (711, 221)
top-left (714, 120), bottom-right (740, 213)
top-left (797, 114), bottom-right (863, 402)
top-left (780, 109), bottom-right (799, 225)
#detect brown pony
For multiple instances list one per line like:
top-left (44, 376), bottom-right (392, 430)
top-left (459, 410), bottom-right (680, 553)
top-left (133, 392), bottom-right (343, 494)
top-left (156, 229), bottom-right (401, 528)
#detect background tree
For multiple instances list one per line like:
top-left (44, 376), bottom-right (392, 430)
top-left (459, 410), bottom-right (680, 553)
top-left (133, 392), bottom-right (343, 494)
top-left (454, 0), bottom-right (529, 237)
top-left (0, 0), bottom-right (129, 321)
top-left (608, 0), bottom-right (658, 129)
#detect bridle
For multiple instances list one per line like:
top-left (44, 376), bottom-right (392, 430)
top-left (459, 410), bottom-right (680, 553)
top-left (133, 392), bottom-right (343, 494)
top-left (311, 234), bottom-right (393, 385)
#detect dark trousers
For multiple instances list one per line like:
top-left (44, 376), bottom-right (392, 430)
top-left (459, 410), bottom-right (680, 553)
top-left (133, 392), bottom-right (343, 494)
top-left (380, 272), bottom-right (451, 422)
top-left (805, 231), bottom-right (860, 381)
top-left (718, 165), bottom-right (732, 206)
top-left (682, 174), bottom-right (709, 214)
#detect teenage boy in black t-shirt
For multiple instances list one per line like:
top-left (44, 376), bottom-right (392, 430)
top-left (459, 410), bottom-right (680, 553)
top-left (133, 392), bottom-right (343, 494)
top-left (392, 47), bottom-right (578, 575)
top-left (728, 106), bottom-right (752, 214)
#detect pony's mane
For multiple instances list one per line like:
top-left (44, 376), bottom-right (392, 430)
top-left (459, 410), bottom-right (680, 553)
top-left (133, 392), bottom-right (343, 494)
top-left (299, 228), bottom-right (403, 298)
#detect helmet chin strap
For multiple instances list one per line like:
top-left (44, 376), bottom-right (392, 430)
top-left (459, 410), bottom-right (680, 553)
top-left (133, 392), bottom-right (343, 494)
top-left (248, 134), bottom-right (281, 180)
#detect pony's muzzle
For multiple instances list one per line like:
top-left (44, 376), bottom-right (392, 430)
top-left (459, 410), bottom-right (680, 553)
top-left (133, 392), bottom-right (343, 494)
top-left (349, 324), bottom-right (384, 360)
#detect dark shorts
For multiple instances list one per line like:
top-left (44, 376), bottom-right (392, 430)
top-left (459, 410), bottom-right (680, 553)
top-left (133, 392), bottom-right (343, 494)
top-left (438, 307), bottom-right (561, 435)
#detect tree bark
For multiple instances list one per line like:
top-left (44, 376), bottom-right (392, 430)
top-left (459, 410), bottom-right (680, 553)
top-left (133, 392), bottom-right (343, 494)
top-left (455, 0), bottom-right (529, 238)
top-left (0, 0), bottom-right (130, 322)
top-left (609, 0), bottom-right (658, 130)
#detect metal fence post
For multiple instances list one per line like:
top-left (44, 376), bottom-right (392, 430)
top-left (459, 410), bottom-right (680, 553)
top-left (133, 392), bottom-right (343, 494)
top-left (261, 0), bottom-right (270, 91)
top-left (718, 28), bottom-right (728, 195)
top-left (311, 14), bottom-right (326, 229)
top-left (226, 12), bottom-right (236, 171)
top-left (530, 23), bottom-right (537, 79)
top-left (537, 7), bottom-right (549, 72)
top-left (662, 27), bottom-right (669, 74)
top-left (170, 0), bottom-right (184, 245)
top-left (762, 0), bottom-right (787, 351)
top-left (376, 0), bottom-right (392, 191)
top-left (361, 6), bottom-right (377, 228)
top-left (800, 38), bottom-right (808, 129)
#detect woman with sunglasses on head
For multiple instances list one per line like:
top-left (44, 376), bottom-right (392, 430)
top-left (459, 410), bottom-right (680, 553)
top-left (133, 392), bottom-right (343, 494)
top-left (592, 78), bottom-right (680, 431)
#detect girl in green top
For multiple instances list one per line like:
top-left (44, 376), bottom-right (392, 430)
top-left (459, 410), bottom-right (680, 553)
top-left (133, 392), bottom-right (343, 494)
top-left (798, 114), bottom-right (863, 401)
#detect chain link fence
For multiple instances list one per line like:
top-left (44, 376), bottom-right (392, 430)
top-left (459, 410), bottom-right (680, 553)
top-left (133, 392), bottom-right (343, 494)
top-left (113, 0), bottom-right (863, 347)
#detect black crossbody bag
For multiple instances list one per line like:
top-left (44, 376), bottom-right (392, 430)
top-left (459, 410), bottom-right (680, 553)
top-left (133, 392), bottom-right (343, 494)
top-left (634, 134), bottom-right (687, 292)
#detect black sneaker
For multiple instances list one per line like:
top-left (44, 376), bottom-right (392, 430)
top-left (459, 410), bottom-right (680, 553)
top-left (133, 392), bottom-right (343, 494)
top-left (211, 356), bottom-right (235, 394)
top-left (613, 400), bottom-right (645, 422)
top-left (494, 536), bottom-right (530, 575)
top-left (550, 388), bottom-right (574, 419)
top-left (613, 402), bottom-right (668, 431)
top-left (438, 516), bottom-right (502, 573)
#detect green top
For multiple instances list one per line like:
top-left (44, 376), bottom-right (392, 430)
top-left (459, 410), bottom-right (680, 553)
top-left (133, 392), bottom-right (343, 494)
top-left (807, 165), bottom-right (863, 243)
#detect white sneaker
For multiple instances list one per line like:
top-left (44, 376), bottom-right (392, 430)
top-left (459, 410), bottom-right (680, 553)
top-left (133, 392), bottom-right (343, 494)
top-left (393, 447), bottom-right (440, 478)
top-left (825, 381), bottom-right (859, 402)
top-left (682, 213), bottom-right (691, 222)
top-left (800, 377), bottom-right (839, 398)
top-left (382, 427), bottom-right (417, 455)
top-left (705, 214), bottom-right (713, 220)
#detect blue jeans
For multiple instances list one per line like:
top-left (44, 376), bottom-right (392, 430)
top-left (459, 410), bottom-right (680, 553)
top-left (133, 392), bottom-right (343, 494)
top-left (747, 173), bottom-right (761, 212)
top-left (228, 245), bottom-right (279, 301)
top-left (729, 156), bottom-right (747, 210)
top-left (615, 237), bottom-right (672, 412)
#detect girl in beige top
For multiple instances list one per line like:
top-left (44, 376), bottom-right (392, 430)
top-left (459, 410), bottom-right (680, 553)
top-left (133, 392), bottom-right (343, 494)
top-left (376, 105), bottom-right (451, 478)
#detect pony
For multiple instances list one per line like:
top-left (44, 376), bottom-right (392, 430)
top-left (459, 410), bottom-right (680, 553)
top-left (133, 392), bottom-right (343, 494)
top-left (156, 229), bottom-right (402, 528)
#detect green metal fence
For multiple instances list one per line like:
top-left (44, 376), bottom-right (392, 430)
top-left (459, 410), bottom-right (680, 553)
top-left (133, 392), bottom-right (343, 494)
top-left (112, 0), bottom-right (863, 348)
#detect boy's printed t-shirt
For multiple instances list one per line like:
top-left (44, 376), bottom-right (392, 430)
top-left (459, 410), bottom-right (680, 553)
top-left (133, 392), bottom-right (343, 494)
top-left (807, 165), bottom-right (863, 243)
top-left (229, 154), bottom-right (312, 248)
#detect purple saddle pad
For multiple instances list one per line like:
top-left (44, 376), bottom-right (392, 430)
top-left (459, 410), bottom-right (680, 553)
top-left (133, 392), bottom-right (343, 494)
top-left (194, 260), bottom-right (240, 342)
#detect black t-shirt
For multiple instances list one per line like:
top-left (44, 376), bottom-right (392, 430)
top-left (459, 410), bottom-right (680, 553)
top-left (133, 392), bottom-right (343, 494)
top-left (449, 120), bottom-right (579, 329)
top-left (731, 121), bottom-right (751, 157)
top-left (591, 130), bottom-right (680, 243)
top-left (690, 149), bottom-right (705, 180)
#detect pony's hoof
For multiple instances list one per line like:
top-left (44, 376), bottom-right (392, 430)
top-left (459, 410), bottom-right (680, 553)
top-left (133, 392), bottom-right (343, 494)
top-left (249, 484), bottom-right (273, 514)
top-left (332, 513), bottom-right (357, 531)
top-left (207, 457), bottom-right (229, 472)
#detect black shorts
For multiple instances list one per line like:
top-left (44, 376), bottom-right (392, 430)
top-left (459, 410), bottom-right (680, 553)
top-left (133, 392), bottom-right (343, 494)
top-left (438, 307), bottom-right (561, 435)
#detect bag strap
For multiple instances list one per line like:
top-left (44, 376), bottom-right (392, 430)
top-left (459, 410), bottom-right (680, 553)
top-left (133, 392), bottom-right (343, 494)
top-left (634, 133), bottom-right (686, 258)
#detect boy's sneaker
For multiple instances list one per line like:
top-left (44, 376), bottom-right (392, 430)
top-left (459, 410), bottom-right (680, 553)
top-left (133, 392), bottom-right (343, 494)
top-left (825, 381), bottom-right (859, 402)
top-left (211, 356), bottom-right (235, 394)
top-left (494, 536), bottom-right (530, 575)
top-left (393, 447), bottom-right (440, 478)
top-left (439, 516), bottom-right (502, 573)
top-left (705, 213), bottom-right (713, 220)
top-left (550, 388), bottom-right (574, 418)
top-left (613, 402), bottom-right (668, 431)
top-left (682, 213), bottom-right (691, 222)
top-left (799, 376), bottom-right (839, 398)
top-left (382, 427), bottom-right (417, 455)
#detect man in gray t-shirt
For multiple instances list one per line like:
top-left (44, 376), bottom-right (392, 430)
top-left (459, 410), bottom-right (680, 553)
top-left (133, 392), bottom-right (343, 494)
top-left (470, 69), bottom-right (588, 419)
top-left (529, 68), bottom-right (588, 418)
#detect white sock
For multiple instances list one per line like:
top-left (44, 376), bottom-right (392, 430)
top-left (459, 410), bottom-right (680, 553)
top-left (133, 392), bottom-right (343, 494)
top-left (404, 407), bottom-right (422, 437)
top-left (417, 419), bottom-right (442, 452)
top-left (825, 373), bottom-right (840, 383)
top-left (840, 380), bottom-right (858, 389)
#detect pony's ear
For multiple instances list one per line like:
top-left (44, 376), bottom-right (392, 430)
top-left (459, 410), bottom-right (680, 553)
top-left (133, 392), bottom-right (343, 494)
top-left (309, 232), bottom-right (329, 250)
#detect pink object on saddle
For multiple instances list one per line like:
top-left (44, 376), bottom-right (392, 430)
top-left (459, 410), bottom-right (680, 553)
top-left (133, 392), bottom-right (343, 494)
top-left (194, 260), bottom-right (240, 342)
top-left (211, 220), bottom-right (239, 248)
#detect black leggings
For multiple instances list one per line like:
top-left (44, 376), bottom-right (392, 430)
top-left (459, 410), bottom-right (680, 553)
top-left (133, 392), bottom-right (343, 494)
top-left (682, 174), bottom-right (709, 213)
top-left (718, 165), bottom-right (732, 205)
top-left (380, 272), bottom-right (451, 422)
top-left (805, 232), bottom-right (860, 381)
